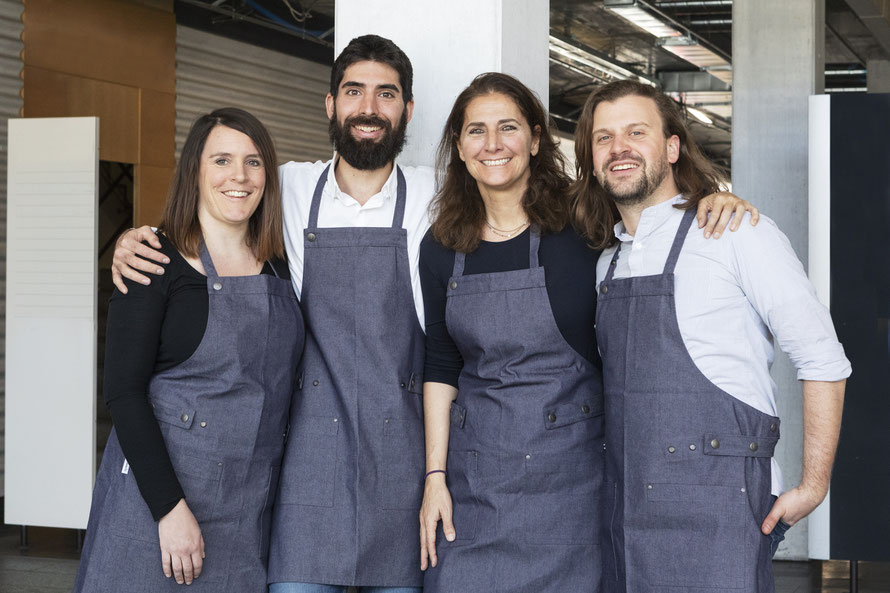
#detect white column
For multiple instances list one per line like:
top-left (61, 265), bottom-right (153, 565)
top-left (334, 0), bottom-right (550, 167)
top-left (732, 0), bottom-right (825, 561)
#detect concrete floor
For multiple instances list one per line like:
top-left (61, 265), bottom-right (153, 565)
top-left (1, 522), bottom-right (888, 592)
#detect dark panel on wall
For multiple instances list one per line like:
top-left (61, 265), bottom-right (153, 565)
top-left (829, 93), bottom-right (890, 562)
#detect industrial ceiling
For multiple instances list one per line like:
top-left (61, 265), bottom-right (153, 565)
top-left (175, 0), bottom-right (890, 170)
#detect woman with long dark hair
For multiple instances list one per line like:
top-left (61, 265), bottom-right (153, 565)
top-left (73, 108), bottom-right (304, 592)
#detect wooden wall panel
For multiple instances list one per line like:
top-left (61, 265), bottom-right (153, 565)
top-left (139, 88), bottom-right (176, 168)
top-left (21, 0), bottom-right (175, 93)
top-left (23, 66), bottom-right (139, 164)
top-left (22, 0), bottom-right (176, 225)
top-left (135, 164), bottom-right (172, 227)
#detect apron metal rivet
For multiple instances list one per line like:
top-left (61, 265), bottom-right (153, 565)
top-left (741, 488), bottom-right (746, 493)
top-left (647, 484), bottom-right (653, 489)
top-left (307, 232), bottom-right (316, 242)
top-left (385, 418), bottom-right (390, 424)
top-left (600, 285), bottom-right (609, 294)
top-left (181, 413), bottom-right (189, 422)
top-left (217, 462), bottom-right (222, 467)
top-left (212, 282), bottom-right (222, 291)
top-left (200, 421), bottom-right (206, 428)
top-left (400, 382), bottom-right (406, 388)
top-left (710, 439), bottom-right (720, 449)
top-left (582, 405), bottom-right (590, 414)
top-left (770, 423), bottom-right (778, 432)
top-left (450, 281), bottom-right (457, 290)
top-left (668, 446), bottom-right (676, 453)
top-left (313, 380), bottom-right (319, 386)
top-left (525, 454), bottom-right (531, 460)
top-left (333, 418), bottom-right (338, 422)
top-left (689, 444), bottom-right (696, 451)
top-left (749, 442), bottom-right (758, 452)
top-left (548, 413), bottom-right (557, 423)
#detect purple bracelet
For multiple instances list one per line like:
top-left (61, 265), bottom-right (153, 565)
top-left (425, 469), bottom-right (446, 480)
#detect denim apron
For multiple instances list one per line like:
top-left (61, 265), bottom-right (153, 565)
top-left (596, 208), bottom-right (781, 593)
top-left (423, 227), bottom-right (605, 593)
top-left (74, 243), bottom-right (304, 592)
top-left (268, 164), bottom-right (426, 587)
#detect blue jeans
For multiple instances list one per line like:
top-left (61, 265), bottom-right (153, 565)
top-left (269, 584), bottom-right (422, 593)
top-left (769, 519), bottom-right (791, 557)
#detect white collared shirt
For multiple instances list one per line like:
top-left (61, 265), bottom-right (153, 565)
top-left (279, 158), bottom-right (435, 328)
top-left (596, 195), bottom-right (852, 493)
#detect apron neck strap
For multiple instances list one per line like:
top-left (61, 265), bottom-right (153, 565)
top-left (451, 225), bottom-right (540, 279)
top-left (198, 240), bottom-right (219, 280)
top-left (603, 238), bottom-right (621, 283)
top-left (664, 208), bottom-right (697, 275)
top-left (307, 162), bottom-right (407, 230)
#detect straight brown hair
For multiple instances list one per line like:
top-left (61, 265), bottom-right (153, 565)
top-left (430, 72), bottom-right (572, 253)
top-left (569, 80), bottom-right (727, 249)
top-left (158, 107), bottom-right (284, 262)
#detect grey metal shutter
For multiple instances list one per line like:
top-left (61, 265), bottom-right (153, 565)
top-left (176, 25), bottom-right (333, 164)
top-left (0, 0), bottom-right (23, 496)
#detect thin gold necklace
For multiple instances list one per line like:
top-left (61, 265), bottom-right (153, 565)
top-left (485, 219), bottom-right (529, 239)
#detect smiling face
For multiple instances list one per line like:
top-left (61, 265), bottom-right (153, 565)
top-left (591, 94), bottom-right (680, 206)
top-left (456, 92), bottom-right (541, 199)
top-left (326, 60), bottom-right (414, 170)
top-left (198, 125), bottom-right (265, 228)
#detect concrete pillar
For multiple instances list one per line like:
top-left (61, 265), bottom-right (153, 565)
top-left (334, 0), bottom-right (549, 167)
top-left (867, 58), bottom-right (890, 93)
top-left (732, 0), bottom-right (825, 560)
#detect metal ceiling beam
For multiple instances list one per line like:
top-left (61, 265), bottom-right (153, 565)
top-left (654, 0), bottom-right (732, 6)
top-left (844, 0), bottom-right (890, 54)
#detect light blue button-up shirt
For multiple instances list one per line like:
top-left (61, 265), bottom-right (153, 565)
top-left (596, 195), bottom-right (852, 493)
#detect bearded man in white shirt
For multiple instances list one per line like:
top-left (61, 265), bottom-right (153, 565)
top-left (570, 80), bottom-right (850, 593)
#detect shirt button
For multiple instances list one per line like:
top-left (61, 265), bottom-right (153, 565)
top-left (633, 241), bottom-right (644, 250)
top-left (307, 232), bottom-right (316, 242)
top-left (212, 282), bottom-right (222, 291)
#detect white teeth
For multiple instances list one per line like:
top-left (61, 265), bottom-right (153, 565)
top-left (223, 191), bottom-right (249, 197)
top-left (611, 163), bottom-right (638, 171)
top-left (356, 125), bottom-right (381, 132)
top-left (482, 158), bottom-right (510, 166)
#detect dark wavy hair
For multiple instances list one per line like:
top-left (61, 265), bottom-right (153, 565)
top-left (158, 107), bottom-right (283, 261)
top-left (570, 80), bottom-right (727, 249)
top-left (331, 34), bottom-right (413, 103)
top-left (430, 72), bottom-right (572, 253)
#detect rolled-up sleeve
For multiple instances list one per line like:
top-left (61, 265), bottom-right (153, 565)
top-left (731, 218), bottom-right (851, 381)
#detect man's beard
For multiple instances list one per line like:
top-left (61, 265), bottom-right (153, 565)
top-left (328, 108), bottom-right (408, 171)
top-left (600, 154), bottom-right (670, 206)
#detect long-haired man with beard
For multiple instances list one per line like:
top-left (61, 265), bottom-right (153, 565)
top-left (571, 80), bottom-right (850, 593)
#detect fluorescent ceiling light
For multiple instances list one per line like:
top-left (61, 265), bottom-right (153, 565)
top-left (604, 0), bottom-right (684, 38)
top-left (686, 106), bottom-right (713, 125)
top-left (549, 35), bottom-right (657, 86)
top-left (658, 36), bottom-right (733, 84)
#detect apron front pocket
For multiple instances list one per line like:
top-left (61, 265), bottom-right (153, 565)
top-left (278, 415), bottom-right (340, 507)
top-left (441, 449), bottom-right (479, 545)
top-left (380, 417), bottom-right (425, 510)
top-left (519, 451), bottom-right (602, 545)
top-left (640, 482), bottom-right (746, 589)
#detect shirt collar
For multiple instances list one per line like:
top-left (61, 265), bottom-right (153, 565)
top-left (612, 193), bottom-right (686, 242)
top-left (327, 155), bottom-right (399, 207)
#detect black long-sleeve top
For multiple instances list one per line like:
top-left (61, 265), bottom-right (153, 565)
top-left (420, 225), bottom-right (601, 388)
top-left (103, 234), bottom-right (288, 521)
